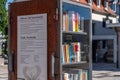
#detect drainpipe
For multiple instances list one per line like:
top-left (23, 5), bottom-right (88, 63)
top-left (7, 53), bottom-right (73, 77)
top-left (119, 0), bottom-right (120, 22)
top-left (116, 30), bottom-right (119, 68)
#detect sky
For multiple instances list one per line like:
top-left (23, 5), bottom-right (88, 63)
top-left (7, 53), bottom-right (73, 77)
top-left (6, 0), bottom-right (13, 9)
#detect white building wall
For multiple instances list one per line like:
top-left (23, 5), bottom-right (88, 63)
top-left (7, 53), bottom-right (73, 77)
top-left (92, 13), bottom-right (118, 23)
top-left (92, 13), bottom-right (117, 35)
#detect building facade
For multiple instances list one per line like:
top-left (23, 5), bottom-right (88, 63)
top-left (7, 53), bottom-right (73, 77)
top-left (13, 0), bottom-right (119, 63)
top-left (92, 0), bottom-right (118, 63)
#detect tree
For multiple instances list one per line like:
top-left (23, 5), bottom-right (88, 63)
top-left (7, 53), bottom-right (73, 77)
top-left (0, 0), bottom-right (8, 36)
top-left (0, 0), bottom-right (8, 57)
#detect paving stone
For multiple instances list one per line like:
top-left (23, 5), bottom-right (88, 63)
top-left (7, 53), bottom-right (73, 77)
top-left (92, 63), bottom-right (120, 80)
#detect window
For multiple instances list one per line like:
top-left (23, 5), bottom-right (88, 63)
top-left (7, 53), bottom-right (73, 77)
top-left (92, 23), bottom-right (95, 35)
top-left (97, 0), bottom-right (101, 8)
top-left (111, 1), bottom-right (117, 12)
top-left (88, 0), bottom-right (92, 5)
top-left (103, 40), bottom-right (105, 48)
top-left (104, 1), bottom-right (109, 10)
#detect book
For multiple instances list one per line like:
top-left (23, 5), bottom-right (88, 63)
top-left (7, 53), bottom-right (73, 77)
top-left (65, 11), bottom-right (69, 31)
top-left (63, 13), bottom-right (66, 31)
top-left (62, 42), bottom-right (81, 63)
top-left (72, 11), bottom-right (76, 32)
top-left (64, 73), bottom-right (69, 80)
top-left (62, 45), bottom-right (65, 63)
top-left (68, 11), bottom-right (74, 31)
top-left (66, 44), bottom-right (70, 63)
top-left (81, 69), bottom-right (88, 80)
top-left (63, 11), bottom-right (83, 32)
top-left (75, 12), bottom-right (79, 32)
top-left (78, 14), bottom-right (81, 32)
top-left (63, 44), bottom-right (67, 63)
top-left (69, 44), bottom-right (74, 63)
top-left (80, 17), bottom-right (84, 32)
top-left (73, 42), bottom-right (81, 62)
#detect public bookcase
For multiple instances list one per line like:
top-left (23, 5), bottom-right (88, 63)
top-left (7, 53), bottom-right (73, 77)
top-left (8, 0), bottom-right (92, 80)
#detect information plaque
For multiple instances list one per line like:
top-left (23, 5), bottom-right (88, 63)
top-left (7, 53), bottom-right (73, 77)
top-left (17, 14), bottom-right (47, 80)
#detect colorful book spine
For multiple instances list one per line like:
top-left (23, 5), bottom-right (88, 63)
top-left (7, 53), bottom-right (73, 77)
top-left (64, 44), bottom-right (67, 63)
top-left (62, 42), bottom-right (81, 63)
top-left (69, 44), bottom-right (74, 63)
top-left (63, 69), bottom-right (89, 80)
top-left (66, 44), bottom-right (70, 63)
top-left (65, 11), bottom-right (69, 32)
top-left (62, 11), bottom-right (86, 32)
top-left (75, 12), bottom-right (79, 32)
top-left (73, 42), bottom-right (81, 62)
top-left (64, 73), bottom-right (69, 80)
top-left (72, 12), bottom-right (76, 32)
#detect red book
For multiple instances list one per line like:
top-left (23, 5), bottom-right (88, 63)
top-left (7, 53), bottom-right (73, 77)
top-left (74, 42), bottom-right (81, 62)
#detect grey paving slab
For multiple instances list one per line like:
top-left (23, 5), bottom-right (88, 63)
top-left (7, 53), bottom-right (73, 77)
top-left (92, 63), bottom-right (120, 80)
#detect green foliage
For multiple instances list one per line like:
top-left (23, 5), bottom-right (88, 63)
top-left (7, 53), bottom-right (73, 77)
top-left (0, 0), bottom-right (8, 35)
top-left (0, 0), bottom-right (8, 56)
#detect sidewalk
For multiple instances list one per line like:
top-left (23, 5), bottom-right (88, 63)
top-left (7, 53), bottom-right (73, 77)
top-left (92, 63), bottom-right (120, 80)
top-left (0, 65), bottom-right (8, 80)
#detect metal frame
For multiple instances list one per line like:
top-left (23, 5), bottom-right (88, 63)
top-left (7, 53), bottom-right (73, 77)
top-left (59, 0), bottom-right (92, 80)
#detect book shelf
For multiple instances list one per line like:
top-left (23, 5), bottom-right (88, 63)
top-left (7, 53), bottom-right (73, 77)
top-left (60, 0), bottom-right (92, 80)
top-left (9, 0), bottom-right (92, 80)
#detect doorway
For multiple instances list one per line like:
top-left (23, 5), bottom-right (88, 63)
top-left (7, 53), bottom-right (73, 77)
top-left (92, 40), bottom-right (114, 63)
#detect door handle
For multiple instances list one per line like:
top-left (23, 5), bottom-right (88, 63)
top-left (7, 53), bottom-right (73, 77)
top-left (51, 52), bottom-right (55, 78)
top-left (9, 50), bottom-right (14, 73)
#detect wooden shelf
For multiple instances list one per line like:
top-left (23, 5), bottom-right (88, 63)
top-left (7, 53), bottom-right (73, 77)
top-left (62, 62), bottom-right (89, 69)
top-left (62, 31), bottom-right (87, 35)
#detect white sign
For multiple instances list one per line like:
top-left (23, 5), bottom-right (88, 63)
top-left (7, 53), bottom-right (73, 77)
top-left (17, 14), bottom-right (47, 80)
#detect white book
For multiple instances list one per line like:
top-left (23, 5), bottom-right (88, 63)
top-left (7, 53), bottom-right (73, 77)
top-left (72, 12), bottom-right (76, 32)
top-left (63, 14), bottom-right (66, 31)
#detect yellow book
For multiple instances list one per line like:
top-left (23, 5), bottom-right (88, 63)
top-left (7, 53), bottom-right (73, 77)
top-left (65, 12), bottom-right (69, 32)
top-left (66, 44), bottom-right (70, 63)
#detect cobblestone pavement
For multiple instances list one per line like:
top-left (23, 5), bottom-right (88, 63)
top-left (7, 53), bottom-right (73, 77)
top-left (0, 65), bottom-right (8, 80)
top-left (92, 63), bottom-right (120, 80)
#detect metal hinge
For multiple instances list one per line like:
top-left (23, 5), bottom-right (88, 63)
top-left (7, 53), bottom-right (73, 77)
top-left (53, 8), bottom-right (58, 20)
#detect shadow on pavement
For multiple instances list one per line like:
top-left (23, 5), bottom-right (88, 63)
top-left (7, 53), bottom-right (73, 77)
top-left (93, 63), bottom-right (120, 71)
